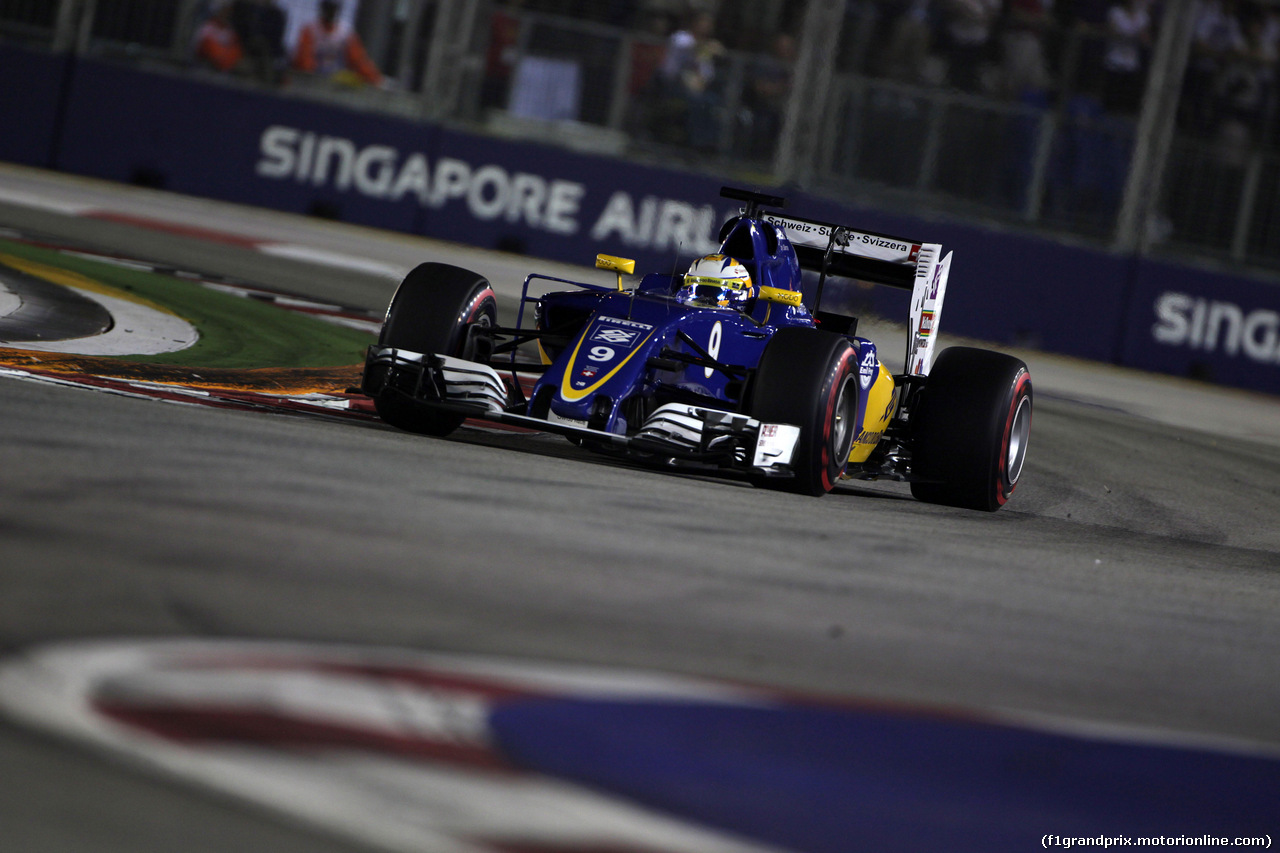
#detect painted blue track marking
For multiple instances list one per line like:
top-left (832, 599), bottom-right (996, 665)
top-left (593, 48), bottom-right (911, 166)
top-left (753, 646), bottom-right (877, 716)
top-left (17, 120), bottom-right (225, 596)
top-left (491, 699), bottom-right (1280, 853)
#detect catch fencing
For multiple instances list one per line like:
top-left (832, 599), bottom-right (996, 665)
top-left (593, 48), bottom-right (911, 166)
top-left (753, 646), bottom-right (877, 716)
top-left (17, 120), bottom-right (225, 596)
top-left (4, 0), bottom-right (1280, 275)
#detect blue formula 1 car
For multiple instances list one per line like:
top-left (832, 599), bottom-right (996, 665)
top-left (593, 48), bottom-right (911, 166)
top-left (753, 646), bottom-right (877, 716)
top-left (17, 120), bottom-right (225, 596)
top-left (362, 187), bottom-right (1032, 509)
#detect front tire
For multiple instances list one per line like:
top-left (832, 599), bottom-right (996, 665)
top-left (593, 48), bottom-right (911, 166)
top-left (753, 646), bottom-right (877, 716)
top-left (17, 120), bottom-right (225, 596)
top-left (372, 263), bottom-right (497, 436)
top-left (749, 328), bottom-right (859, 496)
top-left (909, 346), bottom-right (1032, 511)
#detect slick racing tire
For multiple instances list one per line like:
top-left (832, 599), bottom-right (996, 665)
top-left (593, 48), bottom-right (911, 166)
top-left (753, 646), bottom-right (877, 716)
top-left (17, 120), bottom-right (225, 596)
top-left (909, 346), bottom-right (1032, 511)
top-left (373, 263), bottom-right (497, 437)
top-left (749, 328), bottom-right (859, 496)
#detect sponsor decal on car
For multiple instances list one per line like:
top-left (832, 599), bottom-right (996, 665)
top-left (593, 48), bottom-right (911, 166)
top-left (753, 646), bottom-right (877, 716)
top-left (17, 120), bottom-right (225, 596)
top-left (598, 317), bottom-right (654, 331)
top-left (561, 320), bottom-right (656, 402)
top-left (928, 263), bottom-right (944, 299)
top-left (918, 310), bottom-right (935, 337)
top-left (752, 423), bottom-right (800, 467)
top-left (856, 233), bottom-right (912, 254)
top-left (859, 347), bottom-right (878, 390)
top-left (592, 326), bottom-right (640, 346)
top-left (704, 321), bottom-right (723, 379)
top-left (759, 215), bottom-right (920, 263)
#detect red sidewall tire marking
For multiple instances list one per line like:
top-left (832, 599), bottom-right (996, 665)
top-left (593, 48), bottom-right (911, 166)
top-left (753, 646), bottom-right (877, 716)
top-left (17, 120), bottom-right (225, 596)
top-left (452, 287), bottom-right (496, 355)
top-left (819, 348), bottom-right (857, 493)
top-left (994, 369), bottom-right (1031, 507)
top-left (463, 288), bottom-right (496, 324)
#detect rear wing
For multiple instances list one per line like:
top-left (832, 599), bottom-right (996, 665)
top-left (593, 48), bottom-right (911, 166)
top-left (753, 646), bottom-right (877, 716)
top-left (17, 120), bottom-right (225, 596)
top-left (744, 200), bottom-right (951, 377)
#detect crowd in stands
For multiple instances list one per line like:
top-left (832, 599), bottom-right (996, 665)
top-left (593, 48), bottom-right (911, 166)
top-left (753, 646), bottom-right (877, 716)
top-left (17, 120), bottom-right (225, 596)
top-left (1183, 1), bottom-right (1280, 155)
top-left (478, 0), bottom-right (1280, 161)
top-left (854, 0), bottom-right (1280, 153)
top-left (187, 0), bottom-right (1280, 161)
top-left (194, 0), bottom-right (382, 87)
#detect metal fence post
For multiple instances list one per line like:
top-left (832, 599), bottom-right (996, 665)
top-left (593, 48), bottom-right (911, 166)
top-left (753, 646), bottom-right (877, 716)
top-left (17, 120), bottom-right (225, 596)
top-left (172, 0), bottom-right (204, 62)
top-left (773, 0), bottom-right (847, 186)
top-left (359, 0), bottom-right (398, 72)
top-left (52, 0), bottom-right (85, 52)
top-left (825, 77), bottom-right (867, 180)
top-left (1023, 110), bottom-right (1057, 222)
top-left (74, 0), bottom-right (96, 53)
top-left (1113, 0), bottom-right (1197, 253)
top-left (394, 0), bottom-right (429, 92)
top-left (915, 95), bottom-right (945, 193)
top-left (717, 54), bottom-right (747, 158)
top-left (420, 0), bottom-right (483, 119)
top-left (1231, 151), bottom-right (1265, 261)
top-left (606, 34), bottom-right (634, 131)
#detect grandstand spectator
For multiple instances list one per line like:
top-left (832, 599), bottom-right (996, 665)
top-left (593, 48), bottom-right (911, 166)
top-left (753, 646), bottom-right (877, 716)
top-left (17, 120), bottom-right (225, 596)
top-left (231, 0), bottom-right (287, 84)
top-left (741, 32), bottom-right (797, 159)
top-left (292, 0), bottom-right (383, 87)
top-left (942, 0), bottom-right (1001, 92)
top-left (1101, 0), bottom-right (1153, 114)
top-left (1183, 0), bottom-right (1244, 135)
top-left (1212, 6), bottom-right (1277, 161)
top-left (1002, 0), bottom-right (1055, 100)
top-left (1260, 3), bottom-right (1280, 142)
top-left (1047, 86), bottom-right (1129, 227)
top-left (481, 1), bottom-right (523, 109)
top-left (622, 10), bottom-right (673, 140)
top-left (659, 12), bottom-right (723, 95)
top-left (1194, 0), bottom-right (1246, 67)
top-left (193, 1), bottom-right (244, 73)
top-left (629, 10), bottom-right (672, 96)
top-left (1060, 0), bottom-right (1111, 101)
top-left (1263, 3), bottom-right (1280, 53)
top-left (654, 11), bottom-right (726, 149)
top-left (879, 0), bottom-right (938, 85)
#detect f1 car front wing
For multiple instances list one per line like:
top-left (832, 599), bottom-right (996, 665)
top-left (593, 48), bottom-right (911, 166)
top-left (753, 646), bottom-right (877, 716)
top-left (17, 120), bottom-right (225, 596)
top-left (362, 345), bottom-right (801, 476)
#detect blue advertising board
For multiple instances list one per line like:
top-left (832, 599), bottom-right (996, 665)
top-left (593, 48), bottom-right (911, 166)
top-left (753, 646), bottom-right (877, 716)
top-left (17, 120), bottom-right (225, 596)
top-left (4, 46), bottom-right (1279, 395)
top-left (0, 44), bottom-right (67, 168)
top-left (1123, 259), bottom-right (1280, 395)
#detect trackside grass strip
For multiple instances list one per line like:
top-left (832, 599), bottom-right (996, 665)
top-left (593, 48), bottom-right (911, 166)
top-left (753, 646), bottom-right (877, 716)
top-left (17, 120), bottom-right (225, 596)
top-left (0, 239), bottom-right (375, 369)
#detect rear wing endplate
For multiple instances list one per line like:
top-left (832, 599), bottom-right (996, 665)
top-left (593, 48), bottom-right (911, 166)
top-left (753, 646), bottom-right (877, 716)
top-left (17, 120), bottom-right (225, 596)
top-left (757, 209), bottom-right (952, 377)
top-left (905, 246), bottom-right (950, 376)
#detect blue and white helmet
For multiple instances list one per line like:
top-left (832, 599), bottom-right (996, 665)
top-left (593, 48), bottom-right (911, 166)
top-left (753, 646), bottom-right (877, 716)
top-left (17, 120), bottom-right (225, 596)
top-left (678, 254), bottom-right (754, 310)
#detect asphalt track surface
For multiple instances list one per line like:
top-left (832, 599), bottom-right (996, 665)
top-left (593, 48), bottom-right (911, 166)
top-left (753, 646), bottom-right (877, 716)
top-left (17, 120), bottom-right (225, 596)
top-left (2, 167), bottom-right (1279, 850)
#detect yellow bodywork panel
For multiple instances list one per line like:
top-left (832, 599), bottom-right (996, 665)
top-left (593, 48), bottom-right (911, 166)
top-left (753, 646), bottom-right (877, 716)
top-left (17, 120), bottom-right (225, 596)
top-left (595, 254), bottom-right (635, 274)
top-left (596, 254), bottom-right (635, 290)
top-left (757, 286), bottom-right (803, 307)
top-left (847, 363), bottom-right (897, 464)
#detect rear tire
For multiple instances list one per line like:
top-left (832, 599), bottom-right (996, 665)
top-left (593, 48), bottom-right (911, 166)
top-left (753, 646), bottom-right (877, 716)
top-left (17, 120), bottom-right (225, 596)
top-left (372, 263), bottom-right (497, 436)
top-left (909, 346), bottom-right (1032, 511)
top-left (749, 328), bottom-right (859, 496)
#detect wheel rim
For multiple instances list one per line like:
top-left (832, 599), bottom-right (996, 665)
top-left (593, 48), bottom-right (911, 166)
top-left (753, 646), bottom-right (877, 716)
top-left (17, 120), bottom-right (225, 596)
top-left (831, 374), bottom-right (856, 463)
top-left (458, 312), bottom-right (492, 360)
top-left (1006, 393), bottom-right (1032, 484)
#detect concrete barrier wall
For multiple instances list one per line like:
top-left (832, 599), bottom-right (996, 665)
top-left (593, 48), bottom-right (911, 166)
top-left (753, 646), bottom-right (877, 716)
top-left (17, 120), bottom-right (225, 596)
top-left (3, 48), bottom-right (1277, 395)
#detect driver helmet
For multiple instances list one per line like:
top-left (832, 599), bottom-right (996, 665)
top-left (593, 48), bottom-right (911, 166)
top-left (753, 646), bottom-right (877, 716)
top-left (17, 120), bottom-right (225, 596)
top-left (678, 254), bottom-right (754, 310)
